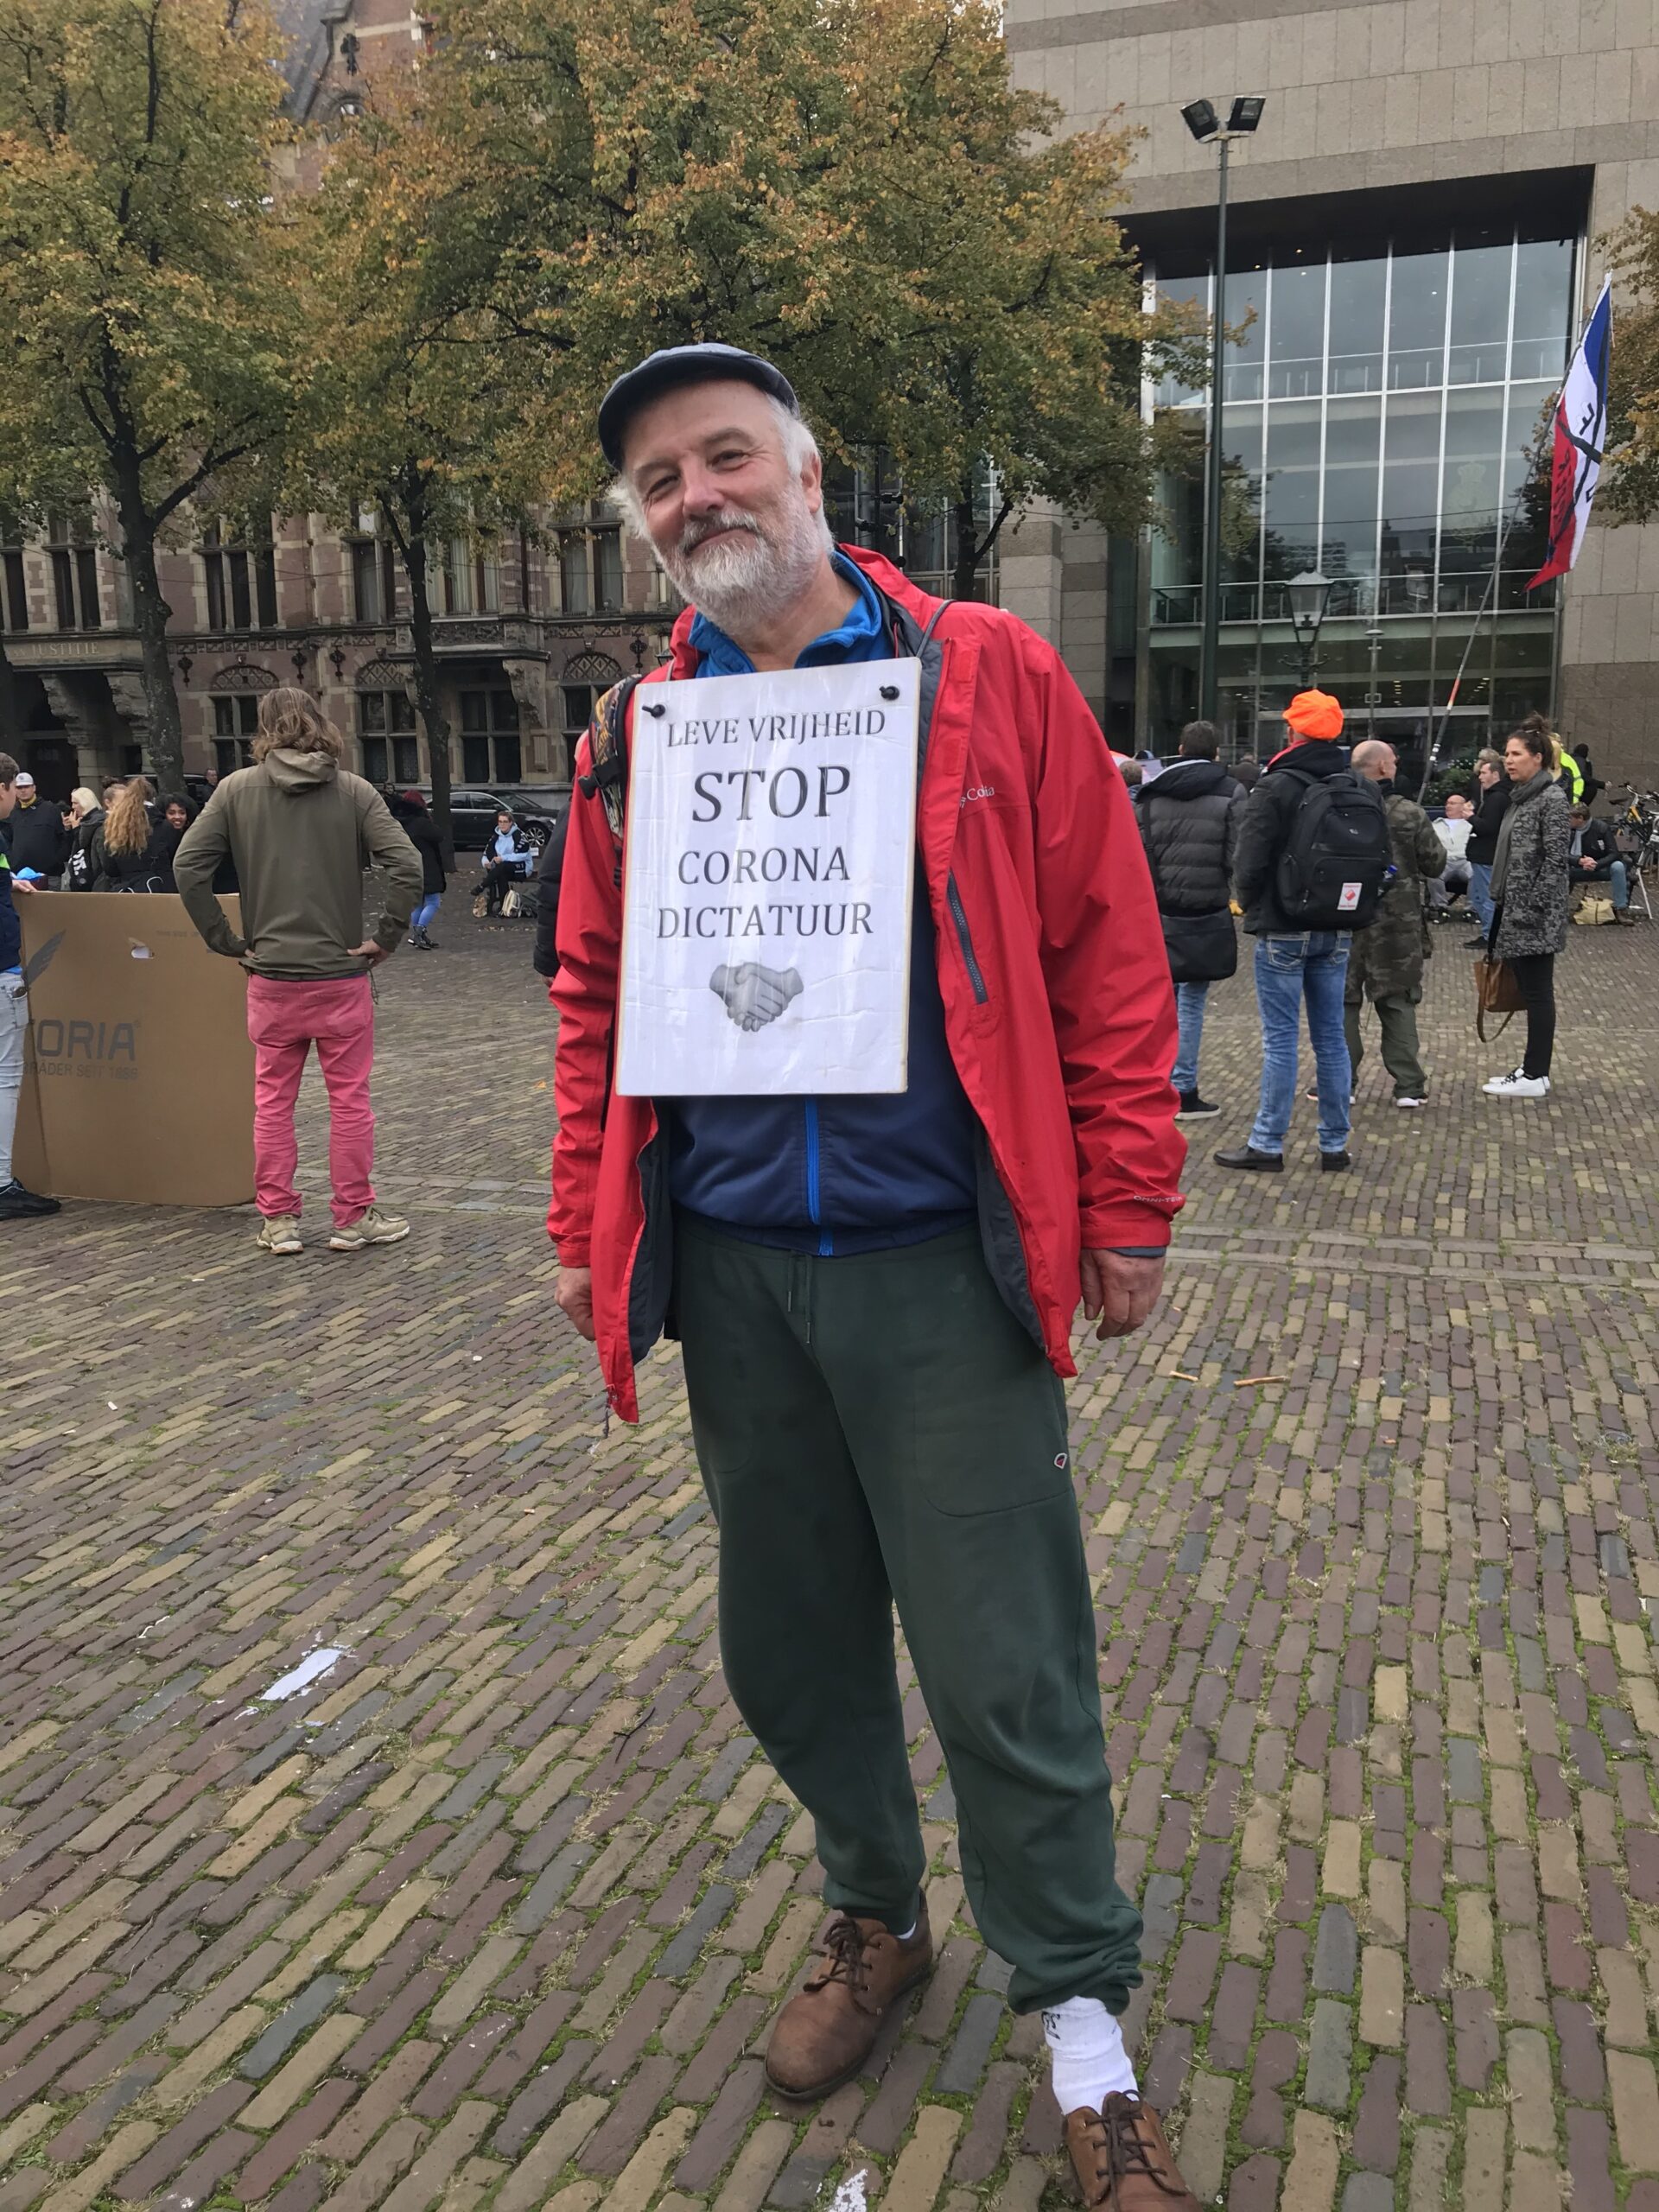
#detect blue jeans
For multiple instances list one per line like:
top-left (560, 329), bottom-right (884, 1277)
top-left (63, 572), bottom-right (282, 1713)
top-left (413, 892), bottom-right (442, 932)
top-left (1586, 858), bottom-right (1629, 909)
top-left (1172, 982), bottom-right (1209, 1095)
top-left (1468, 861), bottom-right (1495, 936)
top-left (1249, 933), bottom-right (1352, 1156)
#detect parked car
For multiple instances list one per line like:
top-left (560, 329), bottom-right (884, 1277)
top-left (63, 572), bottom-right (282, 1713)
top-left (418, 788), bottom-right (559, 850)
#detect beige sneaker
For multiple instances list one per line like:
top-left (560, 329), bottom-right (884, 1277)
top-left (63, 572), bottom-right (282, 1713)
top-left (256, 1215), bottom-right (302, 1255)
top-left (328, 1205), bottom-right (410, 1251)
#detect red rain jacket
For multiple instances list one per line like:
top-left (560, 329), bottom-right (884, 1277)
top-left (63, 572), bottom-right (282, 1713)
top-left (549, 549), bottom-right (1185, 1421)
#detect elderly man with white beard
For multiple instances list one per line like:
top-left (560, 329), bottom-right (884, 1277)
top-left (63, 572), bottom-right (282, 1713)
top-left (546, 345), bottom-right (1193, 2212)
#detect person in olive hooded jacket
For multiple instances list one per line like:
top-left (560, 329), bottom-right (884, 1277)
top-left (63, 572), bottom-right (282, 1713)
top-left (175, 686), bottom-right (421, 1255)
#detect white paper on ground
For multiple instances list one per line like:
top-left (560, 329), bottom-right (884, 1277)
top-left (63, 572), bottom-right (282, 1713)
top-left (261, 1647), bottom-right (347, 1702)
top-left (614, 659), bottom-right (919, 1098)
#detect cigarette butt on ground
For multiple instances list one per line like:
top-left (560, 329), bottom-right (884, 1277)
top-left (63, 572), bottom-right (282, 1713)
top-left (1169, 1370), bottom-right (1201, 1381)
top-left (1234, 1374), bottom-right (1286, 1387)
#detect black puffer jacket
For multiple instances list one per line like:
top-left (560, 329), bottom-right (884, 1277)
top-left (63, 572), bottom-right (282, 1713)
top-left (1133, 759), bottom-right (1243, 915)
top-left (1231, 739), bottom-right (1372, 936)
top-left (532, 810), bottom-right (569, 979)
top-left (1466, 778), bottom-right (1510, 865)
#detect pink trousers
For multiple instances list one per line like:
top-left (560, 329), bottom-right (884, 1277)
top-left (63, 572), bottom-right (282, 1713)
top-left (246, 975), bottom-right (376, 1227)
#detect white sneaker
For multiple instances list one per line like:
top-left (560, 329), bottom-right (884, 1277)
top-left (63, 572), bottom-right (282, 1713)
top-left (1483, 1068), bottom-right (1549, 1098)
top-left (256, 1214), bottom-right (302, 1255)
top-left (328, 1205), bottom-right (410, 1250)
top-left (1394, 1096), bottom-right (1427, 1109)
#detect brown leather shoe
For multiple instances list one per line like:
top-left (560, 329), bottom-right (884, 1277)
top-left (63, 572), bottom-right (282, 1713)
top-left (1064, 2094), bottom-right (1201, 2209)
top-left (763, 1903), bottom-right (932, 2099)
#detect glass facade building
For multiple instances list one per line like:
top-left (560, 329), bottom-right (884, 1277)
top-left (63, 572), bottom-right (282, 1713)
top-left (1147, 224), bottom-right (1578, 770)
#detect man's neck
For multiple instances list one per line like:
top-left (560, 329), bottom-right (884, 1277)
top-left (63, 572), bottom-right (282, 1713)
top-left (714, 552), bottom-right (859, 672)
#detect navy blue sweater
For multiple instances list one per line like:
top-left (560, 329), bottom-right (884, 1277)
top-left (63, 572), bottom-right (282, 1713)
top-left (0, 848), bottom-right (19, 975)
top-left (665, 556), bottom-right (978, 1253)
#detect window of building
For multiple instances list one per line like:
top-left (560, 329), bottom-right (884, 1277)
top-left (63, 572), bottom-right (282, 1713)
top-left (1147, 223), bottom-right (1576, 753)
top-left (556, 526), bottom-right (623, 615)
top-left (358, 687), bottom-right (419, 785)
top-left (213, 693), bottom-right (259, 776)
top-left (202, 518), bottom-right (277, 632)
top-left (439, 537), bottom-right (501, 617)
top-left (352, 536), bottom-right (400, 624)
top-left (459, 684), bottom-right (520, 785)
top-left (48, 514), bottom-right (100, 632)
top-left (558, 651), bottom-right (625, 782)
top-left (0, 512), bottom-right (26, 632)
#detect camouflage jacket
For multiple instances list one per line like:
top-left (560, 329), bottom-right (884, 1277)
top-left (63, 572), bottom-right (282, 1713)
top-left (1345, 788), bottom-right (1446, 1001)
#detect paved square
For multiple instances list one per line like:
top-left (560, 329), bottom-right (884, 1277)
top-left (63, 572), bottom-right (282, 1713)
top-left (4, 904), bottom-right (1658, 2212)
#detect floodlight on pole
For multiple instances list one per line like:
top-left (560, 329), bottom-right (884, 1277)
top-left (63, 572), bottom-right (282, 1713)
top-left (1182, 93), bottom-right (1267, 726)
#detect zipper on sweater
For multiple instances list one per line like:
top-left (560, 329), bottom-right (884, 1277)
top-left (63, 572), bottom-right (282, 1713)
top-left (803, 1100), bottom-right (832, 1257)
top-left (945, 873), bottom-right (988, 1004)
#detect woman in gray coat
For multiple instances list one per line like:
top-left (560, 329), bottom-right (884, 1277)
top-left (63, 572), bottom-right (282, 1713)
top-left (1484, 714), bottom-right (1571, 1100)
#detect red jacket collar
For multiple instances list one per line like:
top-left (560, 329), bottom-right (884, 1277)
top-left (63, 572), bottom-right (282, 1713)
top-left (664, 543), bottom-right (943, 677)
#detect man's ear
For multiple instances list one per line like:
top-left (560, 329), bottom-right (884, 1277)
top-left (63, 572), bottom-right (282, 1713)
top-left (800, 447), bottom-right (824, 514)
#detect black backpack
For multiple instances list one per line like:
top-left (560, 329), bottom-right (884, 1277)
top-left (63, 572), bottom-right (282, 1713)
top-left (1274, 768), bottom-right (1392, 930)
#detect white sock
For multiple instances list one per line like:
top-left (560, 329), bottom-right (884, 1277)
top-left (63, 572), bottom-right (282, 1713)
top-left (1044, 1996), bottom-right (1138, 2113)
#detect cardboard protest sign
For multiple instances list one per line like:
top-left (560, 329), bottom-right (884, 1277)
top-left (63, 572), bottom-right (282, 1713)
top-left (614, 660), bottom-right (919, 1097)
top-left (15, 893), bottom-right (255, 1205)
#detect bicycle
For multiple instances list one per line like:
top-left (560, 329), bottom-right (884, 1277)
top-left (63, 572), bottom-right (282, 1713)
top-left (1606, 787), bottom-right (1659, 918)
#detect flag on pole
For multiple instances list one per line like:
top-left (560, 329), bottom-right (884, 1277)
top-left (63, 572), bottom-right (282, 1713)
top-left (1528, 277), bottom-right (1612, 591)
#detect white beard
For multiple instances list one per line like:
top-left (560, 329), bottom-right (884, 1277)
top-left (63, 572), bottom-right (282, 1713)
top-left (658, 487), bottom-right (831, 642)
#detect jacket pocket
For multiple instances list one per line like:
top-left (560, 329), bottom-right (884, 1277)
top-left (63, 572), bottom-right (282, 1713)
top-left (945, 873), bottom-right (988, 1004)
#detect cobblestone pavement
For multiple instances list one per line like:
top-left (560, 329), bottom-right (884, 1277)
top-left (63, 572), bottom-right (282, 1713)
top-left (5, 899), bottom-right (1659, 2212)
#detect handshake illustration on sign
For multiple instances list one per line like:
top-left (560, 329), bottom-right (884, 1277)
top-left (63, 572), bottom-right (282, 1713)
top-left (709, 963), bottom-right (804, 1033)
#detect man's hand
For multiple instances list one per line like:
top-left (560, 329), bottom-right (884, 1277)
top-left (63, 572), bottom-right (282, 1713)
top-left (556, 1265), bottom-right (595, 1342)
top-left (352, 939), bottom-right (391, 967)
top-left (1579, 857), bottom-right (1597, 872)
top-left (1079, 1249), bottom-right (1166, 1339)
top-left (10, 877), bottom-right (34, 894)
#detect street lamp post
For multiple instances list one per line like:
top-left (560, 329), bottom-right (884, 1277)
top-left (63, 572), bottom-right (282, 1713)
top-left (1287, 569), bottom-right (1334, 688)
top-left (1181, 94), bottom-right (1265, 728)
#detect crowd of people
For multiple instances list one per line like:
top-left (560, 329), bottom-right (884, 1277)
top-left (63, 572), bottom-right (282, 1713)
top-left (0, 770), bottom-right (203, 893)
top-left (1133, 700), bottom-right (1611, 1147)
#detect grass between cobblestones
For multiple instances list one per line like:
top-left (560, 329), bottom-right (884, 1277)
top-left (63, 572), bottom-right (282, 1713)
top-left (3, 908), bottom-right (1659, 2211)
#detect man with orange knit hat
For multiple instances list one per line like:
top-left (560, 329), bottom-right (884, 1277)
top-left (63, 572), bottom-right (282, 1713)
top-left (1215, 689), bottom-right (1390, 1173)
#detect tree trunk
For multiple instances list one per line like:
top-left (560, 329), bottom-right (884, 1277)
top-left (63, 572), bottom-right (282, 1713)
top-left (951, 494), bottom-right (982, 602)
top-left (401, 533), bottom-right (454, 868)
top-left (111, 452), bottom-right (185, 792)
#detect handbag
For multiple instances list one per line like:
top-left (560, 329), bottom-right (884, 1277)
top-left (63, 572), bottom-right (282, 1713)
top-left (1160, 906), bottom-right (1238, 984)
top-left (1573, 894), bottom-right (1615, 926)
top-left (1473, 954), bottom-right (1524, 1042)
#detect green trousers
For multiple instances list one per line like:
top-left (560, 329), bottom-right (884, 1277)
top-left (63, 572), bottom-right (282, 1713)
top-left (1344, 989), bottom-right (1427, 1098)
top-left (672, 1216), bottom-right (1143, 2016)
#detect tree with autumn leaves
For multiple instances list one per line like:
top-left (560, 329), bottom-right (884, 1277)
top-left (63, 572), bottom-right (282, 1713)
top-left (0, 0), bottom-right (303, 793)
top-left (1601, 207), bottom-right (1659, 524)
top-left (434, 0), bottom-right (1192, 593)
top-left (282, 78), bottom-right (564, 855)
top-left (1, 0), bottom-right (1193, 797)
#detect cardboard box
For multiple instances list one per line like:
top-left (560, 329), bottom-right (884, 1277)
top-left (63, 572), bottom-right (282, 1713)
top-left (15, 893), bottom-right (255, 1206)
